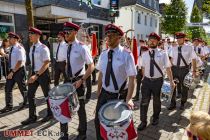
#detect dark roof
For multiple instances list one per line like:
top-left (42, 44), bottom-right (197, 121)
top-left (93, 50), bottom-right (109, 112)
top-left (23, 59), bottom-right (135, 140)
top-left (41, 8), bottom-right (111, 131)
top-left (119, 0), bottom-right (160, 12)
top-left (0, 0), bottom-right (110, 21)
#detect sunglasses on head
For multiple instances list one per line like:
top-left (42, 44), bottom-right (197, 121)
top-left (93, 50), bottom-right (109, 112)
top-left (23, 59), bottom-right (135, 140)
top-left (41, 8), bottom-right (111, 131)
top-left (187, 130), bottom-right (203, 140)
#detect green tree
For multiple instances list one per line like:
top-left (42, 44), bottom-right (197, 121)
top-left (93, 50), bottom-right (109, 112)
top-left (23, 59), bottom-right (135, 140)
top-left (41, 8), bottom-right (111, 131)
top-left (161, 0), bottom-right (187, 38)
top-left (202, 0), bottom-right (210, 19)
top-left (190, 4), bottom-right (203, 39)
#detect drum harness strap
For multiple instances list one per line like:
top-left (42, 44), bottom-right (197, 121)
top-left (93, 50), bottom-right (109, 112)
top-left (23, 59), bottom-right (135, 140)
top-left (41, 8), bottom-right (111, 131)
top-left (148, 52), bottom-right (163, 77)
top-left (68, 68), bottom-right (85, 100)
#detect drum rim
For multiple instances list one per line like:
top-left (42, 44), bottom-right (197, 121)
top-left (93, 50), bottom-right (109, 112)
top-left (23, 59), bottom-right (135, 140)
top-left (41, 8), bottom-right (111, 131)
top-left (48, 83), bottom-right (76, 99)
top-left (98, 100), bottom-right (132, 126)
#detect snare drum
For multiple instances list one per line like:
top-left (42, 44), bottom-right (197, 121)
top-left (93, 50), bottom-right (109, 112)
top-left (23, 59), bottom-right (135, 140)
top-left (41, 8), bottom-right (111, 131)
top-left (99, 100), bottom-right (137, 140)
top-left (183, 72), bottom-right (197, 89)
top-left (48, 83), bottom-right (80, 123)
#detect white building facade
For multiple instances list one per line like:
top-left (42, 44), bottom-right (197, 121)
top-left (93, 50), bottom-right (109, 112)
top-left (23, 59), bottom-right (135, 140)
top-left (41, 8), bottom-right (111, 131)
top-left (115, 0), bottom-right (160, 41)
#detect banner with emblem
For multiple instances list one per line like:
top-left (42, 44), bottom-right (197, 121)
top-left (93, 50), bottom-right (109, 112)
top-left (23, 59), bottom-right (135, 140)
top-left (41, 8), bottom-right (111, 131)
top-left (48, 97), bottom-right (71, 124)
top-left (100, 119), bottom-right (137, 140)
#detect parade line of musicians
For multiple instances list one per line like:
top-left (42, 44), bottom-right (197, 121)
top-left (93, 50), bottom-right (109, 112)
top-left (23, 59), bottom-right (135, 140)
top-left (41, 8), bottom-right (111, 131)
top-left (0, 22), bottom-right (209, 140)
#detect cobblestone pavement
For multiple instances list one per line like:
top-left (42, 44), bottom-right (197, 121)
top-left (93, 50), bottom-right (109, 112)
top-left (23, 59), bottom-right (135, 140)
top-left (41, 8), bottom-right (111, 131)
top-left (0, 75), bottom-right (209, 140)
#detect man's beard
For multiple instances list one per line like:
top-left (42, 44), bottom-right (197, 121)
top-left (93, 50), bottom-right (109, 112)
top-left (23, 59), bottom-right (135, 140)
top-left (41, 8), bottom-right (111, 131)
top-left (149, 45), bottom-right (157, 49)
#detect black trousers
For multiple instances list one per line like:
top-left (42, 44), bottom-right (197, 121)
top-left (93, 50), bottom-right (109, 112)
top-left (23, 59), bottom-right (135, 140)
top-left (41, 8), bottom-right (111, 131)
top-left (134, 69), bottom-right (143, 98)
top-left (1, 58), bottom-right (9, 77)
top-left (140, 77), bottom-right (163, 123)
top-left (170, 66), bottom-right (189, 106)
top-left (5, 67), bottom-right (27, 107)
top-left (60, 80), bottom-right (86, 140)
top-left (85, 64), bottom-right (92, 99)
top-left (92, 58), bottom-right (97, 82)
top-left (94, 88), bottom-right (127, 140)
top-left (54, 61), bottom-right (68, 86)
top-left (27, 69), bottom-right (52, 117)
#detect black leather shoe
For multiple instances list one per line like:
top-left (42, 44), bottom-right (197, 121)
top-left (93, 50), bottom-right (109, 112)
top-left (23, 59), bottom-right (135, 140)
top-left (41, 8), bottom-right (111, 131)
top-left (137, 122), bottom-right (147, 131)
top-left (21, 116), bottom-right (37, 125)
top-left (41, 115), bottom-right (53, 122)
top-left (59, 135), bottom-right (69, 140)
top-left (179, 104), bottom-right (185, 110)
top-left (132, 96), bottom-right (139, 101)
top-left (152, 119), bottom-right (159, 126)
top-left (0, 106), bottom-right (12, 114)
top-left (74, 134), bottom-right (86, 140)
top-left (167, 105), bottom-right (176, 110)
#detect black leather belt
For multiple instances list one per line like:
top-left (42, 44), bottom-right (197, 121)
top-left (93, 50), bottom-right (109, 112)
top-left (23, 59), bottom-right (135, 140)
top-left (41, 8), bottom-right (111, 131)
top-left (55, 60), bottom-right (66, 63)
top-left (102, 88), bottom-right (128, 95)
top-left (172, 65), bottom-right (189, 69)
top-left (144, 76), bottom-right (163, 81)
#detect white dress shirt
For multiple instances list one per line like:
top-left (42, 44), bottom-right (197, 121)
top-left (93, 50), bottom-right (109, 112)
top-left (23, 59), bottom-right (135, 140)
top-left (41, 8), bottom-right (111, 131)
top-left (29, 41), bottom-right (50, 72)
top-left (56, 41), bottom-right (68, 62)
top-left (169, 44), bottom-right (197, 66)
top-left (142, 48), bottom-right (171, 78)
top-left (66, 39), bottom-right (93, 77)
top-left (96, 45), bottom-right (137, 93)
top-left (10, 43), bottom-right (26, 69)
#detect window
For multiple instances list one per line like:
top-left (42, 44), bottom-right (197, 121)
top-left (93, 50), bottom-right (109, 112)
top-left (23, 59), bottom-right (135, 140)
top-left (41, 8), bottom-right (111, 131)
top-left (155, 19), bottom-right (157, 27)
top-left (154, 0), bottom-right (156, 9)
top-left (142, 0), bottom-right (145, 3)
top-left (150, 17), bottom-right (153, 27)
top-left (145, 15), bottom-right (147, 25)
top-left (0, 12), bottom-right (15, 39)
top-left (137, 13), bottom-right (141, 24)
top-left (149, 0), bottom-right (151, 6)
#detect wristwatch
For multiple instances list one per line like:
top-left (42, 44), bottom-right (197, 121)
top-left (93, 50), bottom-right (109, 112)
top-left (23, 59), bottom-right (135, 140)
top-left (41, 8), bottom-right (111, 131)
top-left (35, 73), bottom-right (40, 77)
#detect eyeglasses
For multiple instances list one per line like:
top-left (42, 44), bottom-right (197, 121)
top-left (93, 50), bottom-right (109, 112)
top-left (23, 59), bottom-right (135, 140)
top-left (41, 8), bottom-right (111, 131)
top-left (187, 130), bottom-right (203, 140)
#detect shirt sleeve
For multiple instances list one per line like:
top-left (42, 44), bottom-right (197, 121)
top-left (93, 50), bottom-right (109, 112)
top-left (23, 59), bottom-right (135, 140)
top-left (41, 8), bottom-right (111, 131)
top-left (191, 47), bottom-right (197, 60)
top-left (141, 53), bottom-right (146, 68)
top-left (41, 47), bottom-right (51, 62)
top-left (163, 52), bottom-right (171, 68)
top-left (96, 54), bottom-right (102, 71)
top-left (81, 45), bottom-right (93, 65)
top-left (125, 53), bottom-right (137, 76)
top-left (17, 48), bottom-right (25, 61)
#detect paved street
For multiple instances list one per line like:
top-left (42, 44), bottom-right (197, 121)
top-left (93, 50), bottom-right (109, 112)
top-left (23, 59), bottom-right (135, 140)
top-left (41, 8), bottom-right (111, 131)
top-left (0, 75), bottom-right (210, 140)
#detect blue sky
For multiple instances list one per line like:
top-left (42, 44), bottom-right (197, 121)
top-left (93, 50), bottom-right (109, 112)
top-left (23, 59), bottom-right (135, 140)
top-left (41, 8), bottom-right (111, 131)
top-left (159, 0), bottom-right (210, 33)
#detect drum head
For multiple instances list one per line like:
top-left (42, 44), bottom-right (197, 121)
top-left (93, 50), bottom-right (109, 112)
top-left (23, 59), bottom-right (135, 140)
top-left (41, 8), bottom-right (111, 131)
top-left (99, 100), bottom-right (132, 126)
top-left (49, 83), bottom-right (76, 99)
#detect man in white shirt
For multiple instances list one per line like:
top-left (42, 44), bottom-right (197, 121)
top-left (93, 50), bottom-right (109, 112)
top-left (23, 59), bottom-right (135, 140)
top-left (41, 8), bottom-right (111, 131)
top-left (54, 31), bottom-right (68, 86)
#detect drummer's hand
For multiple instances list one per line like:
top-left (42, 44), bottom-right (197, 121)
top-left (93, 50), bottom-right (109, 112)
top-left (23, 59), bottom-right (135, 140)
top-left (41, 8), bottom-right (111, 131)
top-left (28, 75), bottom-right (38, 84)
top-left (74, 79), bottom-right (83, 89)
top-left (7, 72), bottom-right (13, 79)
top-left (126, 99), bottom-right (134, 110)
top-left (192, 71), bottom-right (197, 78)
top-left (170, 80), bottom-right (176, 90)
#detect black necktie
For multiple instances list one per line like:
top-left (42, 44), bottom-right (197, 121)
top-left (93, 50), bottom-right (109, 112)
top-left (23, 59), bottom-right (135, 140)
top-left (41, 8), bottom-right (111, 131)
top-left (67, 44), bottom-right (73, 78)
top-left (177, 46), bottom-right (182, 66)
top-left (149, 50), bottom-right (155, 77)
top-left (198, 48), bottom-right (201, 54)
top-left (32, 46), bottom-right (36, 73)
top-left (105, 50), bottom-right (113, 87)
top-left (8, 46), bottom-right (14, 69)
top-left (56, 43), bottom-right (60, 60)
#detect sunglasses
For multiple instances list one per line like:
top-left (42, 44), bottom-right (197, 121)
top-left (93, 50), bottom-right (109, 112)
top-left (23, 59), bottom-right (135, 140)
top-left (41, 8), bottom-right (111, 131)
top-left (28, 32), bottom-right (36, 35)
top-left (187, 130), bottom-right (203, 140)
top-left (64, 30), bottom-right (74, 35)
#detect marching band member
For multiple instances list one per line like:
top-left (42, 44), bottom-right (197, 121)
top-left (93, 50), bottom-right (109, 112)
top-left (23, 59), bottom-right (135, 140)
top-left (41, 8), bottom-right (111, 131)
top-left (193, 38), bottom-right (206, 60)
top-left (138, 32), bottom-right (175, 131)
top-left (54, 31), bottom-right (68, 86)
top-left (133, 45), bottom-right (148, 101)
top-left (0, 32), bottom-right (27, 113)
top-left (61, 22), bottom-right (94, 140)
top-left (94, 24), bottom-right (137, 140)
top-left (21, 27), bottom-right (53, 125)
top-left (168, 32), bottom-right (197, 111)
